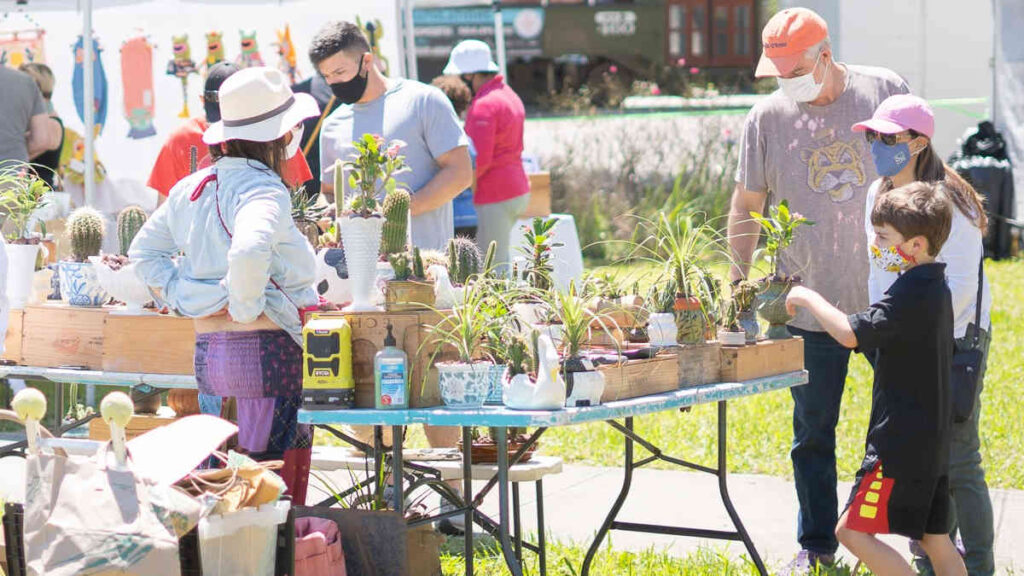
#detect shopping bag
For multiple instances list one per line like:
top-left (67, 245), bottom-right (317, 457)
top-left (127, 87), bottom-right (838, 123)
top-left (23, 444), bottom-right (201, 576)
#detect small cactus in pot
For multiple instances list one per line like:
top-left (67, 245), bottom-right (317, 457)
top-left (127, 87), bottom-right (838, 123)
top-left (446, 236), bottom-right (482, 286)
top-left (68, 207), bottom-right (105, 263)
top-left (381, 188), bottom-right (410, 257)
top-left (60, 207), bottom-right (109, 307)
top-left (116, 205), bottom-right (147, 256)
top-left (385, 247), bottom-right (434, 311)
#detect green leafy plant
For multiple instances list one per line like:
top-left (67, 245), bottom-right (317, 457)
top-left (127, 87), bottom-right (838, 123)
top-left (0, 162), bottom-right (50, 243)
top-left (722, 299), bottom-right (741, 332)
top-left (424, 280), bottom-right (504, 364)
top-left (520, 217), bottom-right (562, 291)
top-left (291, 187), bottom-right (327, 247)
top-left (646, 276), bottom-right (678, 314)
top-left (733, 280), bottom-right (760, 312)
top-left (481, 240), bottom-right (497, 279)
top-left (66, 207), bottom-right (105, 262)
top-left (339, 133), bottom-right (410, 217)
top-left (749, 199), bottom-right (813, 279)
top-left (539, 283), bottom-right (619, 362)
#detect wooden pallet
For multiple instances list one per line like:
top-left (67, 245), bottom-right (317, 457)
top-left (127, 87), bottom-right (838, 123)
top-left (719, 338), bottom-right (804, 382)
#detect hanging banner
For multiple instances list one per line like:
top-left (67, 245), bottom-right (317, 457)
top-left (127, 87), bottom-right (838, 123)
top-left (72, 35), bottom-right (109, 133)
top-left (0, 28), bottom-right (47, 68)
top-left (121, 35), bottom-right (157, 139)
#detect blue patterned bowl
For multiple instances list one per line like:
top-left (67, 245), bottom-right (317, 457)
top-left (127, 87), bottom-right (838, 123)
top-left (59, 261), bottom-right (109, 307)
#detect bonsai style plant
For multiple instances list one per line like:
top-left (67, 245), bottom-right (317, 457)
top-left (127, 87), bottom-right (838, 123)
top-left (385, 247), bottom-right (435, 312)
top-left (749, 200), bottom-right (813, 339)
top-left (336, 133), bottom-right (409, 311)
top-left (60, 206), bottom-right (109, 307)
top-left (0, 163), bottom-right (50, 309)
top-left (93, 205), bottom-right (153, 315)
top-left (733, 279), bottom-right (761, 343)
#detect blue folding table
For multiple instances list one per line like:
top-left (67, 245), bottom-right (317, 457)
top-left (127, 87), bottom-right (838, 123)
top-left (300, 370), bottom-right (808, 576)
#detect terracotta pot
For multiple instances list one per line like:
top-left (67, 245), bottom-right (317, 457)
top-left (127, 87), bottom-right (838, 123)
top-left (755, 278), bottom-right (796, 340)
top-left (385, 280), bottom-right (436, 312)
top-left (673, 296), bottom-right (705, 345)
top-left (168, 389), bottom-right (201, 416)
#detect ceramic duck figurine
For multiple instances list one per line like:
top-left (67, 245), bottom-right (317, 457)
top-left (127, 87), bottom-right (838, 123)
top-left (504, 335), bottom-right (566, 410)
top-left (429, 264), bottom-right (461, 309)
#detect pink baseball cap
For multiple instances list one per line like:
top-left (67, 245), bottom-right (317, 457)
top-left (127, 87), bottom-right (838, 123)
top-left (851, 94), bottom-right (935, 138)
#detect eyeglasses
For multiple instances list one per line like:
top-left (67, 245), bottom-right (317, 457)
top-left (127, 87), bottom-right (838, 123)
top-left (864, 130), bottom-right (907, 146)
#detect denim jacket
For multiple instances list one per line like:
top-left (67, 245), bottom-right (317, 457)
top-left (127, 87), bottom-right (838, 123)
top-left (130, 157), bottom-right (317, 344)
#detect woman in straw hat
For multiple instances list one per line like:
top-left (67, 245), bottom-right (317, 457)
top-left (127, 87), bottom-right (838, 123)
top-left (131, 67), bottom-right (321, 501)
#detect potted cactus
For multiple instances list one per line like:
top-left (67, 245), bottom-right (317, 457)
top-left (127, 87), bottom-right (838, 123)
top-left (0, 163), bottom-right (50, 309)
top-left (59, 207), bottom-right (109, 307)
top-left (336, 134), bottom-right (409, 311)
top-left (385, 247), bottom-right (435, 311)
top-left (381, 187), bottom-right (410, 258)
top-left (733, 279), bottom-right (761, 343)
top-left (749, 200), bottom-right (813, 339)
top-left (93, 205), bottom-right (152, 315)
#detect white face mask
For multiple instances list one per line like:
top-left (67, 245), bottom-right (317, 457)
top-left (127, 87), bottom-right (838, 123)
top-left (285, 124), bottom-right (304, 159)
top-left (777, 52), bottom-right (829, 103)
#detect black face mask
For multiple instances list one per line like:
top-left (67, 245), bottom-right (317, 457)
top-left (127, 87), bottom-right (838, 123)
top-left (460, 74), bottom-right (476, 96)
top-left (330, 55), bottom-right (368, 105)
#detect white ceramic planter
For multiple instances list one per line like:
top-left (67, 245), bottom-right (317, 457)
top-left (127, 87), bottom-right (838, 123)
top-left (5, 243), bottom-right (43, 309)
top-left (59, 260), bottom-right (109, 307)
top-left (316, 248), bottom-right (351, 306)
top-left (718, 330), bottom-right (747, 347)
top-left (89, 257), bottom-right (153, 315)
top-left (565, 369), bottom-right (605, 408)
top-left (339, 216), bottom-right (383, 312)
top-left (437, 362), bottom-right (491, 409)
top-left (646, 312), bottom-right (677, 346)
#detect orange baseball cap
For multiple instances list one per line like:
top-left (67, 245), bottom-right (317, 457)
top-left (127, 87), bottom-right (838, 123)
top-left (755, 8), bottom-right (829, 78)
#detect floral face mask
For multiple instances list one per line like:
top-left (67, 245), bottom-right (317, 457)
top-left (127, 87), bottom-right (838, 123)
top-left (869, 243), bottom-right (915, 273)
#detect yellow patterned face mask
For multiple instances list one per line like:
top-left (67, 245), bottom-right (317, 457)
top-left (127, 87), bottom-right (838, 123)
top-left (869, 243), bottom-right (914, 273)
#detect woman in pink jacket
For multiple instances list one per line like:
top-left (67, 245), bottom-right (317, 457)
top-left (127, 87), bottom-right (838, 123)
top-left (444, 40), bottom-right (529, 273)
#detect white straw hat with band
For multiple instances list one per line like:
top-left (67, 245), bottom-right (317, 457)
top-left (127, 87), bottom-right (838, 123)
top-left (203, 67), bottom-right (319, 145)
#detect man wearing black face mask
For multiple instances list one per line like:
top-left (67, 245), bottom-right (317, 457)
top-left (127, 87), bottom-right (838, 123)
top-left (312, 21), bottom-right (473, 252)
top-left (291, 70), bottom-right (340, 200)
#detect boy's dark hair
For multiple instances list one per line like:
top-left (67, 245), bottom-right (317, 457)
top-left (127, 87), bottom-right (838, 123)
top-left (309, 21), bottom-right (370, 68)
top-left (871, 181), bottom-right (953, 256)
top-left (431, 75), bottom-right (473, 116)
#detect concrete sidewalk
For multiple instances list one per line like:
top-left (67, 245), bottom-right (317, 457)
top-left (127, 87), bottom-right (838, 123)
top-left (307, 461), bottom-right (1023, 573)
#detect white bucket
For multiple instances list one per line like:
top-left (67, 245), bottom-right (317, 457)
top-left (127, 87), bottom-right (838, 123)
top-left (198, 500), bottom-right (290, 576)
top-left (5, 244), bottom-right (42, 309)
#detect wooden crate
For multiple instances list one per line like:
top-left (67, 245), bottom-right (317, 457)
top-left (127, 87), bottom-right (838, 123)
top-left (88, 413), bottom-right (179, 441)
top-left (522, 172), bottom-right (552, 218)
top-left (21, 304), bottom-right (110, 369)
top-left (102, 314), bottom-right (196, 374)
top-left (318, 310), bottom-right (450, 409)
top-left (677, 341), bottom-right (722, 388)
top-left (3, 310), bottom-right (24, 363)
top-left (598, 353), bottom-right (679, 403)
top-left (719, 337), bottom-right (804, 382)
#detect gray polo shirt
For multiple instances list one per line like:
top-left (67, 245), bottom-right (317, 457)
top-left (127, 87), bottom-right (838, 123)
top-left (0, 67), bottom-right (47, 164)
top-left (320, 78), bottom-right (469, 252)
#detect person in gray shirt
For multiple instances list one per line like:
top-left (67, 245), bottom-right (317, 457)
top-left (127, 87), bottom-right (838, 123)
top-left (0, 66), bottom-right (61, 166)
top-left (315, 21), bottom-right (472, 252)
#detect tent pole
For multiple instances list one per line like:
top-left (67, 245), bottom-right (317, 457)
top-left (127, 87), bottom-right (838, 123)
top-left (493, 0), bottom-right (507, 78)
top-left (83, 0), bottom-right (96, 207)
top-left (403, 0), bottom-right (418, 80)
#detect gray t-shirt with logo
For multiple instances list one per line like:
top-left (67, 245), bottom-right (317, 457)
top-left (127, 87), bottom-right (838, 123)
top-left (320, 78), bottom-right (469, 252)
top-left (736, 65), bottom-right (910, 332)
top-left (0, 67), bottom-right (46, 164)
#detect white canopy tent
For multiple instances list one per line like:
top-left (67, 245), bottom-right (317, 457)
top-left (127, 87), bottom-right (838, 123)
top-left (0, 0), bottom-right (415, 209)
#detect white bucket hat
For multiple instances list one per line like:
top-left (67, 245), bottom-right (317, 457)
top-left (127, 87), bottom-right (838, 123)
top-left (443, 39), bottom-right (499, 75)
top-left (203, 67), bottom-right (319, 145)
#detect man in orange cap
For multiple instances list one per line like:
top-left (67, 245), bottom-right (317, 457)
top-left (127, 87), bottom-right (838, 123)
top-left (727, 7), bottom-right (911, 574)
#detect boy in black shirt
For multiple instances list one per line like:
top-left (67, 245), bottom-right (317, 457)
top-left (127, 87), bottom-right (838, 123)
top-left (786, 182), bottom-right (966, 576)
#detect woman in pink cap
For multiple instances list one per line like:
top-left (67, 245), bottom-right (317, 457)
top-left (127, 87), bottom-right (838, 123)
top-left (853, 94), bottom-right (994, 576)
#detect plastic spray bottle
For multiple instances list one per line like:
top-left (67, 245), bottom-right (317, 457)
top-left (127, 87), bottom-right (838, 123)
top-left (374, 323), bottom-right (409, 409)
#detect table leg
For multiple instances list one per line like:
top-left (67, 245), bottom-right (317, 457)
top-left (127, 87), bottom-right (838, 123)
top-left (495, 427), bottom-right (524, 576)
top-left (717, 401), bottom-right (767, 576)
top-left (374, 426), bottom-right (384, 510)
top-left (392, 425), bottom-right (404, 515)
top-left (462, 426), bottom-right (474, 576)
top-left (581, 417), bottom-right (634, 576)
top-left (513, 482), bottom-right (522, 560)
top-left (536, 479), bottom-right (547, 576)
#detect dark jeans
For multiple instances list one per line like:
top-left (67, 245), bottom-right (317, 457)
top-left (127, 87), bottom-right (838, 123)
top-left (788, 327), bottom-right (853, 556)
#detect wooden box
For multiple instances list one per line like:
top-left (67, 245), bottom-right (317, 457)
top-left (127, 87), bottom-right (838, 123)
top-left (319, 310), bottom-right (451, 409)
top-left (102, 314), bottom-right (196, 375)
top-left (21, 304), bottom-right (109, 369)
top-left (3, 310), bottom-right (24, 364)
top-left (719, 337), bottom-right (804, 382)
top-left (522, 172), bottom-right (552, 218)
top-left (88, 413), bottom-right (179, 441)
top-left (677, 341), bottom-right (722, 388)
top-left (598, 353), bottom-right (679, 403)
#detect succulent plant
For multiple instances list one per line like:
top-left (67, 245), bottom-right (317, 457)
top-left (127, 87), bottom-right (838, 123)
top-left (116, 205), bottom-right (147, 256)
top-left (420, 249), bottom-right (448, 271)
top-left (291, 187), bottom-right (327, 248)
top-left (412, 246), bottom-right (425, 280)
top-left (446, 236), bottom-right (482, 286)
top-left (389, 252), bottom-right (411, 281)
top-left (67, 207), bottom-right (105, 262)
top-left (381, 189), bottom-right (410, 256)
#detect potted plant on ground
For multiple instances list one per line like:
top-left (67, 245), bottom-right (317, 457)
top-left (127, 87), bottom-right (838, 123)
top-left (733, 279), bottom-right (761, 343)
top-left (749, 200), bottom-right (813, 339)
top-left (60, 206), bottom-right (109, 307)
top-left (0, 163), bottom-right (50, 309)
top-left (93, 205), bottom-right (153, 315)
top-left (336, 134), bottom-right (409, 311)
top-left (385, 247), bottom-right (435, 311)
top-left (424, 280), bottom-right (501, 409)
